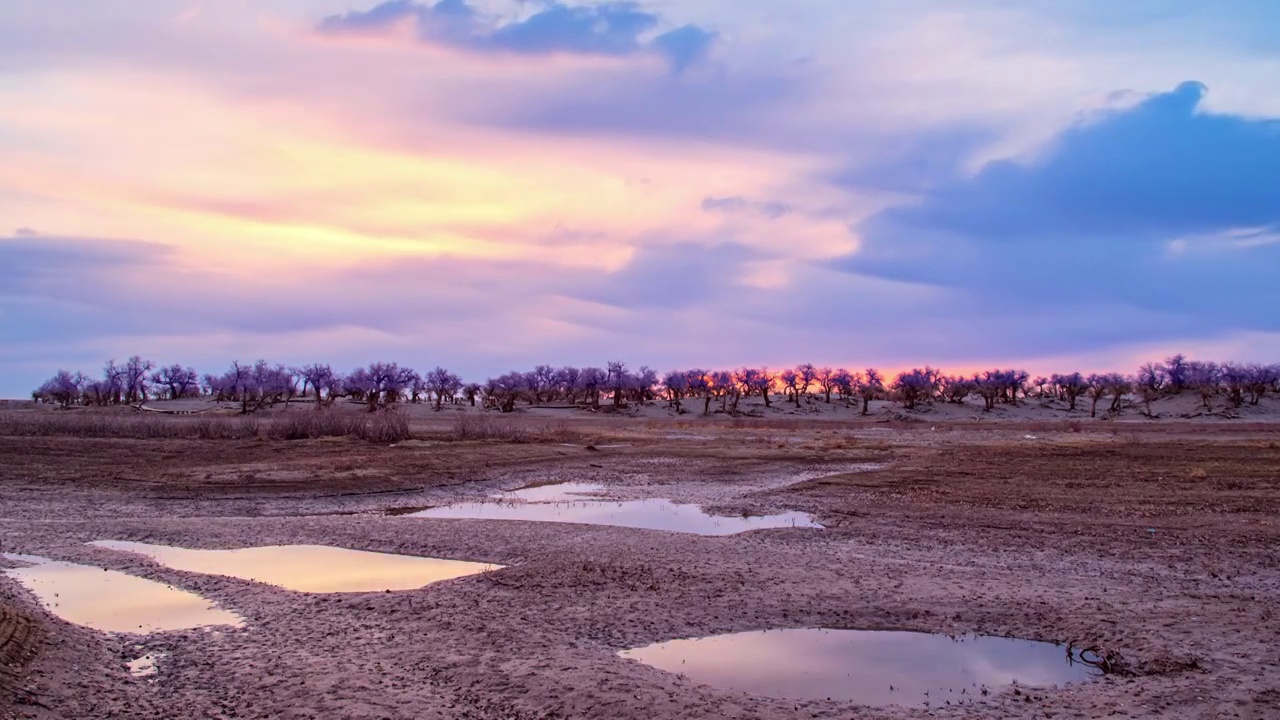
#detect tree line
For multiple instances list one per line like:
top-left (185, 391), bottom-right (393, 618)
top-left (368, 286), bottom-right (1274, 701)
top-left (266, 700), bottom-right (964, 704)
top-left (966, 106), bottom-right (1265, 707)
top-left (31, 355), bottom-right (1280, 417)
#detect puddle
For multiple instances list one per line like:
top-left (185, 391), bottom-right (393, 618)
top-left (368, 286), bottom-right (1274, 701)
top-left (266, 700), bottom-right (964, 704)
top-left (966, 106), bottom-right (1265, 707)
top-left (411, 498), bottom-right (821, 536)
top-left (128, 651), bottom-right (167, 678)
top-left (90, 541), bottom-right (502, 593)
top-left (619, 629), bottom-right (1100, 708)
top-left (494, 482), bottom-right (605, 502)
top-left (1, 554), bottom-right (244, 634)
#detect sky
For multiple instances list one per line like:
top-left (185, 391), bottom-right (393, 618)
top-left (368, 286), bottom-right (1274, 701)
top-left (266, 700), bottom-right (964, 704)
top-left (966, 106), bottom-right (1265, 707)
top-left (3, 1), bottom-right (1280, 396)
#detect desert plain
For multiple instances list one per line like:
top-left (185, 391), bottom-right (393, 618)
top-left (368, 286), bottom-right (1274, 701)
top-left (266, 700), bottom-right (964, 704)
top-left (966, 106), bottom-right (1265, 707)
top-left (1, 398), bottom-right (1278, 719)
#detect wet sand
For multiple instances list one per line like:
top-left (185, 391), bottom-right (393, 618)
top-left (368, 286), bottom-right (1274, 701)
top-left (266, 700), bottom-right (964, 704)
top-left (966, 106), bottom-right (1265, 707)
top-left (1, 422), bottom-right (1278, 719)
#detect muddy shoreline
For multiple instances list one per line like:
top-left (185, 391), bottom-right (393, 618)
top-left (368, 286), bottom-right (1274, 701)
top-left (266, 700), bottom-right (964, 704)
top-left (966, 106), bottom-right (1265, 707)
top-left (2, 425), bottom-right (1277, 719)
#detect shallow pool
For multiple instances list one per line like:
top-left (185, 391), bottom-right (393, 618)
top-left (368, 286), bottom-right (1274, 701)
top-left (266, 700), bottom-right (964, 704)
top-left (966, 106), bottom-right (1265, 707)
top-left (2, 553), bottom-right (244, 634)
top-left (411, 497), bottom-right (822, 536)
top-left (619, 628), bottom-right (1101, 708)
top-left (90, 541), bottom-right (502, 593)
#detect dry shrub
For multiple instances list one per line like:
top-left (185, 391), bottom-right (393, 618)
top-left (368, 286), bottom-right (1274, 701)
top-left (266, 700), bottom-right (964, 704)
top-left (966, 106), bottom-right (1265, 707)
top-left (268, 408), bottom-right (410, 443)
top-left (528, 420), bottom-right (584, 444)
top-left (448, 414), bottom-right (589, 444)
top-left (360, 408), bottom-right (412, 444)
top-left (265, 411), bottom-right (365, 440)
top-left (0, 409), bottom-right (409, 443)
top-left (191, 416), bottom-right (256, 440)
top-left (0, 412), bottom-right (258, 440)
top-left (450, 414), bottom-right (528, 442)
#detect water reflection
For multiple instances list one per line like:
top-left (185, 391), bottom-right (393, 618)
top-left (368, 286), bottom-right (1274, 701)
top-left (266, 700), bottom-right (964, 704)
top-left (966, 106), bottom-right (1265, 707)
top-left (412, 497), bottom-right (822, 536)
top-left (620, 628), bottom-right (1100, 707)
top-left (2, 553), bottom-right (244, 634)
top-left (90, 541), bottom-right (502, 593)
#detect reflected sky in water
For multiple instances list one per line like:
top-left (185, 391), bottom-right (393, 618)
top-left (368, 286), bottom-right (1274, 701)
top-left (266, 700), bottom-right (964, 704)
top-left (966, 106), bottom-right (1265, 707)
top-left (412, 496), bottom-right (822, 536)
top-left (620, 628), bottom-right (1100, 707)
top-left (91, 541), bottom-right (502, 593)
top-left (2, 553), bottom-right (244, 634)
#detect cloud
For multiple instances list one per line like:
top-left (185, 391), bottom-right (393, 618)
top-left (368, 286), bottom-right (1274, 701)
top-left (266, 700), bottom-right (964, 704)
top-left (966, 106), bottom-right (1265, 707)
top-left (701, 196), bottom-right (791, 219)
top-left (6, 5), bottom-right (1280, 398)
top-left (319, 0), bottom-right (716, 72)
top-left (2, 234), bottom-right (170, 295)
top-left (835, 81), bottom-right (1280, 336)
top-left (573, 242), bottom-right (762, 310)
top-left (650, 25), bottom-right (717, 73)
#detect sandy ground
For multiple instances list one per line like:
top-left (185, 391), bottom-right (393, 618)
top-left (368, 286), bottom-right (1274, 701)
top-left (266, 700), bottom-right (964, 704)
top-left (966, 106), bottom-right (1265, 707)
top-left (1, 419), bottom-right (1278, 719)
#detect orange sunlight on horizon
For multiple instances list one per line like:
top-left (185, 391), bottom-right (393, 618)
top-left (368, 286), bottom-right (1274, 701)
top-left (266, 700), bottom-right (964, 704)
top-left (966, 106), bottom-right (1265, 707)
top-left (0, 61), bottom-right (859, 278)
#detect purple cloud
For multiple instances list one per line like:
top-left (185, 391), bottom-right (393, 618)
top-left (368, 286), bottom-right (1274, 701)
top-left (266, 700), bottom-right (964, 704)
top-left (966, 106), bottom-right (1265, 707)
top-left (319, 1), bottom-right (715, 72)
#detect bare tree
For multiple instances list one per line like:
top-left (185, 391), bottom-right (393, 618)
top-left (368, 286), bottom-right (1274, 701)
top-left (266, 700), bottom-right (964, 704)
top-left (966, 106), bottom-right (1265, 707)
top-left (1135, 363), bottom-right (1166, 417)
top-left (814, 367), bottom-right (837, 403)
top-left (34, 370), bottom-right (84, 408)
top-left (298, 364), bottom-right (336, 407)
top-left (102, 359), bottom-right (126, 405)
top-left (740, 368), bottom-right (773, 409)
top-left (797, 364), bottom-right (818, 401)
top-left (1163, 354), bottom-right (1190, 393)
top-left (892, 367), bottom-right (940, 410)
top-left (487, 372), bottom-right (526, 413)
top-left (833, 369), bottom-right (855, 406)
top-left (1246, 364), bottom-right (1280, 405)
top-left (1186, 361), bottom-right (1221, 411)
top-left (779, 368), bottom-right (802, 407)
top-left (607, 361), bottom-right (628, 408)
top-left (1050, 372), bottom-right (1089, 411)
top-left (462, 383), bottom-right (482, 407)
top-left (1220, 363), bottom-right (1250, 408)
top-left (123, 356), bottom-right (155, 404)
top-left (151, 364), bottom-right (200, 400)
top-left (942, 375), bottom-right (976, 405)
top-left (426, 367), bottom-right (462, 411)
top-left (663, 371), bottom-right (689, 413)
top-left (579, 367), bottom-right (606, 409)
top-left (857, 369), bottom-right (884, 415)
top-left (684, 370), bottom-right (712, 414)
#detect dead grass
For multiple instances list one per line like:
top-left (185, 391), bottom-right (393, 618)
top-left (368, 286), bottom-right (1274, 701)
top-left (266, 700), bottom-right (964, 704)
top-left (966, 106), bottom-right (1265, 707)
top-left (0, 409), bottom-right (411, 444)
top-left (0, 412), bottom-right (260, 440)
top-left (446, 414), bottom-right (595, 444)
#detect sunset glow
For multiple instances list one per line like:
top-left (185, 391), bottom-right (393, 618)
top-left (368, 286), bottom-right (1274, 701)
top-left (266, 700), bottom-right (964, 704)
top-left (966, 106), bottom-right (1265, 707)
top-left (4, 1), bottom-right (1279, 394)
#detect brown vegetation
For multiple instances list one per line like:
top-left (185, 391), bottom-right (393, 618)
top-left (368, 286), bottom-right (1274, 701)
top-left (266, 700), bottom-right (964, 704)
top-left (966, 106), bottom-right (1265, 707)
top-left (0, 408), bottom-right (413, 444)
